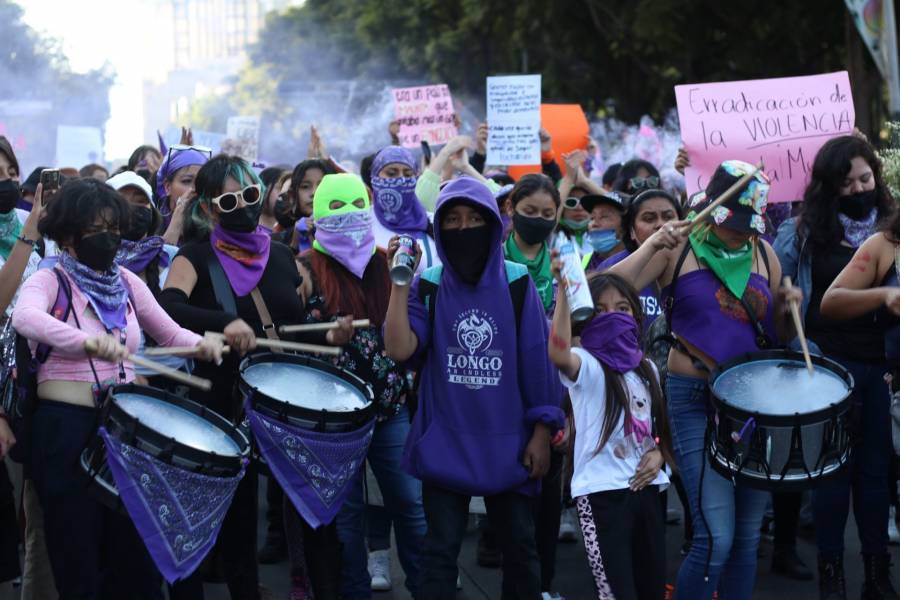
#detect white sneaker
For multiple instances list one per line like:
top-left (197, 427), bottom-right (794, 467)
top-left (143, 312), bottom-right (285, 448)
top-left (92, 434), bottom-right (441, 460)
top-left (890, 507), bottom-right (900, 545)
top-left (457, 574), bottom-right (462, 589)
top-left (542, 593), bottom-right (566, 600)
top-left (368, 549), bottom-right (392, 592)
top-left (558, 507), bottom-right (578, 542)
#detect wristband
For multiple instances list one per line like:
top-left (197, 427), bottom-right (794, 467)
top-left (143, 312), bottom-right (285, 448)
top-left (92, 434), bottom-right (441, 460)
top-left (16, 235), bottom-right (37, 248)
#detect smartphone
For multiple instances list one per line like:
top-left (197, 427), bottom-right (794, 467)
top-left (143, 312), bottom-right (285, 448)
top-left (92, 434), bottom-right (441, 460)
top-left (421, 141), bottom-right (432, 166)
top-left (39, 169), bottom-right (60, 205)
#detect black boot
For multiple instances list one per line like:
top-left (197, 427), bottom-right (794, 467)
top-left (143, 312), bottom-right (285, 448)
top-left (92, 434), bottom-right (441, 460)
top-left (862, 553), bottom-right (900, 599)
top-left (772, 544), bottom-right (813, 580)
top-left (818, 555), bottom-right (847, 600)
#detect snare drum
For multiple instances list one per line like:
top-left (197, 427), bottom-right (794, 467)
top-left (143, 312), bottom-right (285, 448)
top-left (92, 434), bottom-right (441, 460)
top-left (81, 384), bottom-right (251, 511)
top-left (239, 353), bottom-right (375, 433)
top-left (707, 350), bottom-right (854, 491)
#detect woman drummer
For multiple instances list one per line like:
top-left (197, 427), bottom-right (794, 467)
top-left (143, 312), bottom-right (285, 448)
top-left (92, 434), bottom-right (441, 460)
top-left (159, 154), bottom-right (352, 599)
top-left (807, 136), bottom-right (898, 598)
top-left (11, 177), bottom-right (224, 598)
top-left (609, 160), bottom-right (800, 599)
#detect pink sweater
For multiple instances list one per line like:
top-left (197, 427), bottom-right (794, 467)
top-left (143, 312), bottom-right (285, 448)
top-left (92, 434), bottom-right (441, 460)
top-left (12, 267), bottom-right (203, 384)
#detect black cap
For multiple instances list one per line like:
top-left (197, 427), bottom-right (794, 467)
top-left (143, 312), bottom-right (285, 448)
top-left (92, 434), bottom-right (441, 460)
top-left (581, 191), bottom-right (628, 213)
top-left (21, 167), bottom-right (49, 194)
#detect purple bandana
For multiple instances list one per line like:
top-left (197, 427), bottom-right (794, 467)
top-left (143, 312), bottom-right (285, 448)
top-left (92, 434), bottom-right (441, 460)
top-left (838, 208), bottom-right (878, 248)
top-left (210, 225), bottom-right (271, 297)
top-left (155, 148), bottom-right (209, 212)
top-left (246, 402), bottom-right (374, 528)
top-left (370, 176), bottom-right (429, 235)
top-left (115, 236), bottom-right (170, 274)
top-left (59, 253), bottom-right (129, 331)
top-left (98, 427), bottom-right (245, 583)
top-left (312, 212), bottom-right (376, 279)
top-left (580, 312), bottom-right (644, 373)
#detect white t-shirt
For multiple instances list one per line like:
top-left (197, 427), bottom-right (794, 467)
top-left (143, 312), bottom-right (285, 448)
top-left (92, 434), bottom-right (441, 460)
top-left (372, 215), bottom-right (441, 276)
top-left (561, 347), bottom-right (669, 496)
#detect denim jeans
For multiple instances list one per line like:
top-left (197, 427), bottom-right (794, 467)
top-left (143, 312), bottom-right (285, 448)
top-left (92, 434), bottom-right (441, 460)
top-left (814, 357), bottom-right (891, 558)
top-left (421, 485), bottom-right (541, 600)
top-left (336, 408), bottom-right (426, 599)
top-left (666, 374), bottom-right (768, 600)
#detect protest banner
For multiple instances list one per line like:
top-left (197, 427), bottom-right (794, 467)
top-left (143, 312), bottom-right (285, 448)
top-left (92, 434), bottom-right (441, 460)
top-left (56, 125), bottom-right (104, 167)
top-left (675, 71), bottom-right (855, 203)
top-left (508, 104), bottom-right (589, 180)
top-left (486, 74), bottom-right (541, 165)
top-left (224, 116), bottom-right (261, 163)
top-left (392, 84), bottom-right (458, 148)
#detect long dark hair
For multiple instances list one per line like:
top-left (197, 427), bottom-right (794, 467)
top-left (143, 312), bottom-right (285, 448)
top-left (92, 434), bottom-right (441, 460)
top-left (509, 173), bottom-right (561, 209)
top-left (797, 135), bottom-right (894, 254)
top-left (612, 159), bottom-right (660, 194)
top-left (621, 189), bottom-right (682, 253)
top-left (584, 274), bottom-right (673, 466)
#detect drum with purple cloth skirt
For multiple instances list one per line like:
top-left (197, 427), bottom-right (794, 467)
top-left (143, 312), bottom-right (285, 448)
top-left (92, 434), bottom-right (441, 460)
top-left (707, 349), bottom-right (854, 491)
top-left (81, 383), bottom-right (251, 511)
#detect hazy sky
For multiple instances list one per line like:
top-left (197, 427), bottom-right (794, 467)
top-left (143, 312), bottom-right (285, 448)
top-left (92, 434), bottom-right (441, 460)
top-left (18, 0), bottom-right (173, 161)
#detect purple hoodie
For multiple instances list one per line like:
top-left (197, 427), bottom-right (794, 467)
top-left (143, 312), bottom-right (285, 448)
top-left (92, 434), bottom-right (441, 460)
top-left (402, 177), bottom-right (564, 497)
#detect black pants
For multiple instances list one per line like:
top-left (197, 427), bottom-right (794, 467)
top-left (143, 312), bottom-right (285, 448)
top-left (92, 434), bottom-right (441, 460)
top-left (0, 460), bottom-right (20, 584)
top-left (266, 475), bottom-right (285, 539)
top-left (578, 486), bottom-right (665, 600)
top-left (535, 451), bottom-right (563, 591)
top-left (284, 504), bottom-right (342, 599)
top-left (30, 400), bottom-right (163, 600)
top-left (773, 491), bottom-right (802, 547)
top-left (421, 484), bottom-right (541, 600)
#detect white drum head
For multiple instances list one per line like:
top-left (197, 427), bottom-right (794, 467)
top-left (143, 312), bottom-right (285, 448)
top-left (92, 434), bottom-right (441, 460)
top-left (242, 362), bottom-right (369, 412)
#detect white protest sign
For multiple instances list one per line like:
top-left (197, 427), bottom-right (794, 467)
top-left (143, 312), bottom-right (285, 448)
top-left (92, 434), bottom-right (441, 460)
top-left (224, 116), bottom-right (261, 163)
top-left (486, 75), bottom-right (541, 165)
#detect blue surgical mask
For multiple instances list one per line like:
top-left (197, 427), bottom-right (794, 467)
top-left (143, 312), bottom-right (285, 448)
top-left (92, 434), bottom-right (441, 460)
top-left (560, 217), bottom-right (591, 234)
top-left (587, 228), bottom-right (620, 254)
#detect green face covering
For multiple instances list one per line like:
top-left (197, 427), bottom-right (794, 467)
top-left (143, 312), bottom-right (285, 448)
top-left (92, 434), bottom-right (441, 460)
top-left (689, 228), bottom-right (753, 299)
top-left (311, 174), bottom-right (376, 278)
top-left (503, 234), bottom-right (553, 310)
top-left (312, 173), bottom-right (370, 220)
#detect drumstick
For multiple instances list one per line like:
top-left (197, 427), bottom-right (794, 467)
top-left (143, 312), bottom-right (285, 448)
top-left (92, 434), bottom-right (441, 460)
top-left (278, 319), bottom-right (371, 334)
top-left (783, 277), bottom-right (814, 375)
top-left (84, 340), bottom-right (213, 391)
top-left (681, 161), bottom-right (765, 234)
top-left (142, 346), bottom-right (232, 357)
top-left (204, 332), bottom-right (342, 357)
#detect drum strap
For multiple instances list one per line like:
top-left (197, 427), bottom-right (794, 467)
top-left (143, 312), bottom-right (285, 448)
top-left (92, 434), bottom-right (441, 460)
top-left (249, 287), bottom-right (282, 352)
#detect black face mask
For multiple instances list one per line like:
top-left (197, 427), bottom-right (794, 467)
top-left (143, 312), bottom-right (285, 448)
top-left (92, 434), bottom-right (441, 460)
top-left (441, 226), bottom-right (492, 285)
top-left (838, 189), bottom-right (877, 220)
top-left (513, 213), bottom-right (556, 245)
top-left (0, 180), bottom-right (21, 214)
top-left (75, 232), bottom-right (121, 272)
top-left (124, 206), bottom-right (153, 241)
top-left (219, 203), bottom-right (262, 233)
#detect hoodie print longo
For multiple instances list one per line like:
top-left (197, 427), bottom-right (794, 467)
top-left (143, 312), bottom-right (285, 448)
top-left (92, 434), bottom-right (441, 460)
top-left (402, 176), bottom-right (564, 497)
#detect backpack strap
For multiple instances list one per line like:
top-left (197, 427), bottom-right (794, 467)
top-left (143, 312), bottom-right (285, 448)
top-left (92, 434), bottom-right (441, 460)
top-left (34, 270), bottom-right (74, 364)
top-left (417, 265), bottom-right (443, 332)
top-left (503, 260), bottom-right (529, 332)
top-left (208, 253), bottom-right (239, 316)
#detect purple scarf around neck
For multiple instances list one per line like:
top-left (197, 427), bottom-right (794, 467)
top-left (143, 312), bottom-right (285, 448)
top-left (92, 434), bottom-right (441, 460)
top-left (312, 211), bottom-right (376, 279)
top-left (59, 252), bottom-right (129, 332)
top-left (209, 225), bottom-right (271, 297)
top-left (370, 176), bottom-right (429, 235)
top-left (116, 236), bottom-right (170, 274)
top-left (580, 312), bottom-right (643, 373)
top-left (838, 207), bottom-right (878, 248)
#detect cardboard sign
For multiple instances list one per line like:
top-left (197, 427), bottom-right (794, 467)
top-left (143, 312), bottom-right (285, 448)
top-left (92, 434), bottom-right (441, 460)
top-left (486, 75), bottom-right (541, 165)
top-left (224, 116), bottom-right (261, 163)
top-left (392, 84), bottom-right (458, 148)
top-left (675, 72), bottom-right (855, 203)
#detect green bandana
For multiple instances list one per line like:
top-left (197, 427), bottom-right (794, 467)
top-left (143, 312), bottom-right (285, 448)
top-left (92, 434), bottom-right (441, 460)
top-left (504, 234), bottom-right (553, 310)
top-left (0, 211), bottom-right (22, 261)
top-left (689, 229), bottom-right (753, 299)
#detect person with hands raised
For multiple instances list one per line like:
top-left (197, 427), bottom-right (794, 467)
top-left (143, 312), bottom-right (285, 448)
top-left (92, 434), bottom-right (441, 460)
top-left (384, 176), bottom-right (563, 599)
top-left (10, 177), bottom-right (221, 599)
top-left (548, 254), bottom-right (671, 600)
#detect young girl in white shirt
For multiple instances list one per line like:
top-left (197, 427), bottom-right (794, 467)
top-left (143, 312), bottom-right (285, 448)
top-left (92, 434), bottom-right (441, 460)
top-left (548, 268), bottom-right (673, 600)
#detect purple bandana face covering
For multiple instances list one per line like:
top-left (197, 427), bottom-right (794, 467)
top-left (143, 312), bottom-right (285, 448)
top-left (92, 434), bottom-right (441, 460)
top-left (370, 176), bottom-right (429, 235)
top-left (209, 225), bottom-right (271, 297)
top-left (580, 311), bottom-right (643, 373)
top-left (246, 401), bottom-right (374, 528)
top-left (838, 207), bottom-right (878, 248)
top-left (98, 427), bottom-right (245, 583)
top-left (115, 236), bottom-right (170, 274)
top-left (313, 211), bottom-right (376, 278)
top-left (59, 253), bottom-right (129, 331)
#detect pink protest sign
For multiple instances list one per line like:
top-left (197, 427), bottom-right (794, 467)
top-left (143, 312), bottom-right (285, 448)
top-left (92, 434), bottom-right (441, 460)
top-left (675, 72), bottom-right (855, 203)
top-left (392, 84), bottom-right (458, 148)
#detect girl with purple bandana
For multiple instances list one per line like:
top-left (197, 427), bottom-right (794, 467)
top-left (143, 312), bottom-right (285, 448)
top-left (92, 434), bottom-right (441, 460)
top-left (609, 160), bottom-right (802, 600)
top-left (369, 146), bottom-right (441, 275)
top-left (548, 271), bottom-right (672, 600)
top-left (155, 145), bottom-right (210, 246)
top-left (160, 155), bottom-right (353, 599)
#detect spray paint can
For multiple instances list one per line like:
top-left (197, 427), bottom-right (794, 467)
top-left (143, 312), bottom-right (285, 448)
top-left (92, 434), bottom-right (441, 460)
top-left (390, 235), bottom-right (417, 286)
top-left (554, 232), bottom-right (594, 322)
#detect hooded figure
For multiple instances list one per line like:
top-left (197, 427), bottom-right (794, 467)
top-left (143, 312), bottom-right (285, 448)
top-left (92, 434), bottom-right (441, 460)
top-left (369, 145), bottom-right (441, 275)
top-left (402, 176), bottom-right (563, 497)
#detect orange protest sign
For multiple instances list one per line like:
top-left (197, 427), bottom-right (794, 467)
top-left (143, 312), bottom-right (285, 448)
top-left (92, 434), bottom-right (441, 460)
top-left (507, 104), bottom-right (590, 180)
